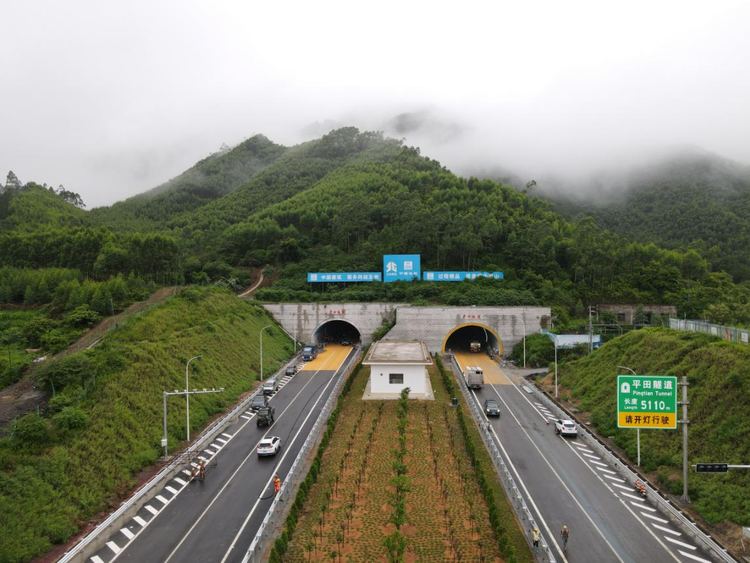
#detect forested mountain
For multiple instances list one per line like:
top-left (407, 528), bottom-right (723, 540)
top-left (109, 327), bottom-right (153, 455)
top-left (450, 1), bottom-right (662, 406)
top-left (87, 134), bottom-right (287, 232)
top-left (2, 129), bottom-right (749, 326)
top-left (0, 184), bottom-right (87, 231)
top-left (539, 151), bottom-right (750, 283)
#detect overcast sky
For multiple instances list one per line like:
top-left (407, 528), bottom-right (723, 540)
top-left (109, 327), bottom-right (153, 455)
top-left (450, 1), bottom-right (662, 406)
top-left (2, 1), bottom-right (749, 207)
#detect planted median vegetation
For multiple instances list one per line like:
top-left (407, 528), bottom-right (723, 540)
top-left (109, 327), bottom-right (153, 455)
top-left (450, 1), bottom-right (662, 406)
top-left (272, 357), bottom-right (531, 562)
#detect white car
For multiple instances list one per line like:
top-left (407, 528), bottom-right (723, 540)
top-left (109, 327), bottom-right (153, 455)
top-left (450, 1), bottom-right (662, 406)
top-left (555, 419), bottom-right (578, 437)
top-left (257, 436), bottom-right (281, 456)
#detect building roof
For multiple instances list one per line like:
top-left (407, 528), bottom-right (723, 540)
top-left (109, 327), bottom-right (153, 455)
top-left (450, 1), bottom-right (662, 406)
top-left (363, 340), bottom-right (433, 365)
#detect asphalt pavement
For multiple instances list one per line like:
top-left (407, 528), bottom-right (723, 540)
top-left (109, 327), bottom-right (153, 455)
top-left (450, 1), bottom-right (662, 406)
top-left (88, 344), bottom-right (353, 563)
top-left (454, 351), bottom-right (715, 563)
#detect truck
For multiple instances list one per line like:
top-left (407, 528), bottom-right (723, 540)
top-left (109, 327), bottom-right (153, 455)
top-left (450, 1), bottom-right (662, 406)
top-left (470, 340), bottom-right (482, 353)
top-left (256, 405), bottom-right (275, 427)
top-left (463, 366), bottom-right (484, 389)
top-left (302, 346), bottom-right (318, 361)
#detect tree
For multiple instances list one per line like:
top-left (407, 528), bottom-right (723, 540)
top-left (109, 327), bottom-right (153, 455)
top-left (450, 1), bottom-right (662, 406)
top-left (5, 170), bottom-right (21, 190)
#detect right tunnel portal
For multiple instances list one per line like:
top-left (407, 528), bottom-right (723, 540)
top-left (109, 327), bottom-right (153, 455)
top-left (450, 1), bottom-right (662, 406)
top-left (442, 323), bottom-right (504, 357)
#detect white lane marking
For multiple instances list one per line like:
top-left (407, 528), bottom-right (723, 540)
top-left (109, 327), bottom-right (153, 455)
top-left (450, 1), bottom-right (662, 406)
top-left (604, 474), bottom-right (626, 483)
top-left (596, 466), bottom-right (617, 475)
top-left (91, 556), bottom-right (105, 563)
top-left (613, 483), bottom-right (633, 491)
top-left (502, 385), bottom-right (679, 563)
top-left (583, 453), bottom-right (601, 460)
top-left (204, 449), bottom-right (216, 456)
top-left (211, 442), bottom-right (222, 449)
top-left (642, 512), bottom-right (669, 523)
top-left (120, 527), bottom-right (135, 540)
top-left (478, 395), bottom-right (572, 561)
top-left (216, 438), bottom-right (227, 444)
top-left (174, 478), bottom-right (186, 486)
top-left (621, 492), bottom-right (645, 501)
top-left (105, 354), bottom-right (322, 563)
top-left (665, 536), bottom-right (697, 550)
top-left (219, 370), bottom-right (348, 563)
top-left (144, 505), bottom-right (158, 516)
top-left (652, 524), bottom-right (681, 536)
top-left (163, 350), bottom-right (344, 563)
top-left (182, 469), bottom-right (192, 476)
top-left (198, 456), bottom-right (207, 462)
top-left (155, 495), bottom-right (168, 504)
top-left (678, 551), bottom-right (711, 563)
top-left (636, 504), bottom-right (656, 512)
top-left (240, 415), bottom-right (251, 420)
top-left (107, 541), bottom-right (121, 554)
top-left (166, 486), bottom-right (178, 495)
top-left (589, 460), bottom-right (608, 467)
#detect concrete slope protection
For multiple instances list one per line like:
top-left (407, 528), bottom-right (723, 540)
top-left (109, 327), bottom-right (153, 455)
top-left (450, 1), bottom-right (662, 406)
top-left (455, 356), bottom-right (716, 563)
top-left (87, 345), bottom-right (352, 563)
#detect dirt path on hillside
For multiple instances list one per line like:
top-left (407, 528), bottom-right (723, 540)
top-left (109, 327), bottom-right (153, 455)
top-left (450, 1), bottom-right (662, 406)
top-left (238, 267), bottom-right (265, 297)
top-left (0, 287), bottom-right (179, 434)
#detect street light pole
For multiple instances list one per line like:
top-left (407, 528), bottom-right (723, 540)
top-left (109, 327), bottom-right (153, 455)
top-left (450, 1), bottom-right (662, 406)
top-left (260, 325), bottom-right (272, 381)
top-left (520, 309), bottom-right (526, 368)
top-left (618, 365), bottom-right (640, 466)
top-left (185, 355), bottom-right (202, 442)
top-left (554, 336), bottom-right (558, 398)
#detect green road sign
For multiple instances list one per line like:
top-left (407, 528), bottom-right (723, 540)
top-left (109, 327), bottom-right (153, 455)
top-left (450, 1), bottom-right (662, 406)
top-left (617, 375), bottom-right (677, 429)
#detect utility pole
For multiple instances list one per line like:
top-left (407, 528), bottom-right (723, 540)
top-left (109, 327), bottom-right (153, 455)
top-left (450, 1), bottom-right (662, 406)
top-left (588, 305), bottom-right (597, 353)
top-left (679, 375), bottom-right (691, 503)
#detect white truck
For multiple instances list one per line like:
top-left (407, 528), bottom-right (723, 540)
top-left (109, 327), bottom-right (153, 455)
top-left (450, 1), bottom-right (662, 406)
top-left (463, 366), bottom-right (484, 389)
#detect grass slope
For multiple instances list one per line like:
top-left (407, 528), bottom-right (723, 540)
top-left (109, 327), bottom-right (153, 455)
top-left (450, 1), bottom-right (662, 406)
top-left (555, 328), bottom-right (750, 526)
top-left (0, 287), bottom-right (294, 562)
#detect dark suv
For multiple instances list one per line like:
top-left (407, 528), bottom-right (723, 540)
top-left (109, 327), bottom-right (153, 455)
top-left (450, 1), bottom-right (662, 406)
top-left (250, 394), bottom-right (268, 412)
top-left (256, 405), bottom-right (275, 427)
top-left (484, 399), bottom-right (500, 417)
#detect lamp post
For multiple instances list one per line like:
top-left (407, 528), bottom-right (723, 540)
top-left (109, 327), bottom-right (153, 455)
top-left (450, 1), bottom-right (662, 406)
top-left (185, 355), bottom-right (202, 442)
top-left (260, 325), bottom-right (272, 381)
top-left (554, 336), bottom-right (558, 397)
top-left (162, 387), bottom-right (223, 458)
top-left (520, 309), bottom-right (527, 368)
top-left (618, 365), bottom-right (640, 466)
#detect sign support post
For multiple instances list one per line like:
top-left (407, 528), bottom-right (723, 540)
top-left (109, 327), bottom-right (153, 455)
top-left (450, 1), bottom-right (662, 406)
top-left (679, 375), bottom-right (690, 504)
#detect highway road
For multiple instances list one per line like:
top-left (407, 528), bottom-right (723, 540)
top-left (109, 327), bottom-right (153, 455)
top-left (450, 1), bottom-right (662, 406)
top-left (454, 351), bottom-right (716, 563)
top-left (88, 344), bottom-right (354, 563)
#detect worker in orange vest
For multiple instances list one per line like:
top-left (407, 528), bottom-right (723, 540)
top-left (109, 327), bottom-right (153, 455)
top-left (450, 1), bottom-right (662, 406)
top-left (274, 474), bottom-right (282, 495)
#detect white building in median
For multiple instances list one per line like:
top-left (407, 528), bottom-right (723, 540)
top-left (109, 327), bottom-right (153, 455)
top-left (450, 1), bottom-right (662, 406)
top-left (363, 340), bottom-right (433, 399)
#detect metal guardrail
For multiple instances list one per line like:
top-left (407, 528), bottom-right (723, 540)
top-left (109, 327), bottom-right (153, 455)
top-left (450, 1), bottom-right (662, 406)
top-left (533, 387), bottom-right (737, 563)
top-left (449, 356), bottom-right (556, 563)
top-left (242, 346), bottom-right (362, 563)
top-left (58, 357), bottom-right (301, 563)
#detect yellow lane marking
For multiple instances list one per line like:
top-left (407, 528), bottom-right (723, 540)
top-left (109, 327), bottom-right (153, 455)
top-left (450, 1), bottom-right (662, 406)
top-left (299, 344), bottom-right (351, 372)
top-left (453, 351), bottom-right (512, 385)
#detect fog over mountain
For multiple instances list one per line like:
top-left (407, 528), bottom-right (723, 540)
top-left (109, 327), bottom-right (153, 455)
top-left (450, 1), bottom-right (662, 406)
top-left (1, 1), bottom-right (749, 207)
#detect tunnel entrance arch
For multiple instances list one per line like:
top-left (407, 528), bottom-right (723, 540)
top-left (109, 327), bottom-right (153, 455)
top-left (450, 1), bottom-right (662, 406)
top-left (311, 319), bottom-right (362, 345)
top-left (442, 323), bottom-right (504, 356)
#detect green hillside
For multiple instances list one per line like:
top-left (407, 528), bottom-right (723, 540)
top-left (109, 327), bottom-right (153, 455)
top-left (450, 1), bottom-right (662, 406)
top-left (550, 152), bottom-right (750, 283)
top-left (0, 184), bottom-right (87, 231)
top-left (0, 288), bottom-right (294, 562)
top-left (2, 129), bottom-right (748, 325)
top-left (88, 134), bottom-right (286, 232)
top-left (555, 328), bottom-right (750, 526)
